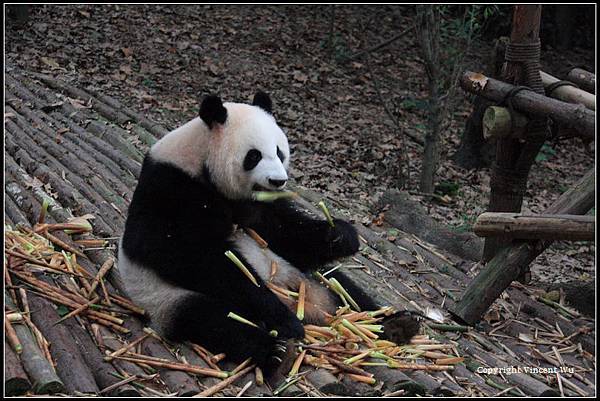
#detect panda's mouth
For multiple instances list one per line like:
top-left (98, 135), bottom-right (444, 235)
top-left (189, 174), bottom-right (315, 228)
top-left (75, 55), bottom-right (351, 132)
top-left (252, 184), bottom-right (282, 192)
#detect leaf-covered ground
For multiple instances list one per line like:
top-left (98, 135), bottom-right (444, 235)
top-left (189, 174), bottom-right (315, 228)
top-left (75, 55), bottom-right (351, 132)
top-left (6, 4), bottom-right (595, 286)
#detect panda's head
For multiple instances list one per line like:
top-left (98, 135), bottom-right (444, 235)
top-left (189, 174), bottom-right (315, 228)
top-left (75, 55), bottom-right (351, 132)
top-left (151, 91), bottom-right (290, 200)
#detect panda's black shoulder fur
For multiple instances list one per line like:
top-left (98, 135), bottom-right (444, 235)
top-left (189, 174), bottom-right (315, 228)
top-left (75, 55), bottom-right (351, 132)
top-left (123, 154), bottom-right (359, 278)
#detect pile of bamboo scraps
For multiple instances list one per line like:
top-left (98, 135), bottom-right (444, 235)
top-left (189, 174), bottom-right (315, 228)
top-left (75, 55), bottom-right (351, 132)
top-left (225, 228), bottom-right (465, 394)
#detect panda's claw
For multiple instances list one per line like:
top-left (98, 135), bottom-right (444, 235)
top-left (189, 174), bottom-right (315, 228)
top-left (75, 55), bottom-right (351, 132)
top-left (264, 338), bottom-right (298, 387)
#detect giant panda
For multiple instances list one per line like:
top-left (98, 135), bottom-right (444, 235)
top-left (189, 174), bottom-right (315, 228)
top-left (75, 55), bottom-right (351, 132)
top-left (118, 91), bottom-right (419, 376)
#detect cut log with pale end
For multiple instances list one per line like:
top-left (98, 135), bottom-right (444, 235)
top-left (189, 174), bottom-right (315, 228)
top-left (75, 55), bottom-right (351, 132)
top-left (567, 68), bottom-right (595, 94)
top-left (541, 71), bottom-right (595, 111)
top-left (451, 169), bottom-right (595, 325)
top-left (460, 71), bottom-right (595, 139)
top-left (482, 106), bottom-right (528, 139)
top-left (473, 213), bottom-right (595, 241)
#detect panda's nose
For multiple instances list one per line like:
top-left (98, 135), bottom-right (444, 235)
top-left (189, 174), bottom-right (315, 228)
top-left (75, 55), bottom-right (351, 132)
top-left (269, 178), bottom-right (287, 188)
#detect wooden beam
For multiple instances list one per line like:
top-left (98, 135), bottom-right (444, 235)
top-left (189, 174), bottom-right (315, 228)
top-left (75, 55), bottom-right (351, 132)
top-left (451, 168), bottom-right (595, 325)
top-left (473, 213), bottom-right (595, 241)
top-left (461, 71), bottom-right (595, 139)
top-left (567, 68), bottom-right (595, 94)
top-left (541, 71), bottom-right (595, 111)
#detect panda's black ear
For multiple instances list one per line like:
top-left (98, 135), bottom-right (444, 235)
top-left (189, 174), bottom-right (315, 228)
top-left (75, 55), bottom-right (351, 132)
top-left (252, 90), bottom-right (272, 114)
top-left (199, 95), bottom-right (228, 129)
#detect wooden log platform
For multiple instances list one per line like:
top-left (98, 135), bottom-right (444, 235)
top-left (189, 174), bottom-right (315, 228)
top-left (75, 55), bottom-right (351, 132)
top-left (3, 68), bottom-right (595, 397)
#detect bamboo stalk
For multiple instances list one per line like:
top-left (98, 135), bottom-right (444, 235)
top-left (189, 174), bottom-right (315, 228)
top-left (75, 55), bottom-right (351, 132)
top-left (227, 312), bottom-right (259, 328)
top-left (5, 318), bottom-right (23, 354)
top-left (329, 278), bottom-right (361, 311)
top-left (435, 357), bottom-right (464, 365)
top-left (109, 295), bottom-right (145, 315)
top-left (254, 367), bottom-right (264, 386)
top-left (210, 353), bottom-right (227, 364)
top-left (347, 373), bottom-right (377, 385)
top-left (98, 374), bottom-right (139, 395)
top-left (99, 278), bottom-right (112, 306)
top-left (87, 258), bottom-right (114, 299)
top-left (225, 250), bottom-right (259, 287)
top-left (231, 357), bottom-right (253, 375)
top-left (252, 191), bottom-right (298, 202)
top-left (270, 260), bottom-right (278, 281)
top-left (392, 363), bottom-right (455, 371)
top-left (318, 200), bottom-right (335, 227)
top-left (297, 281), bottom-right (306, 320)
top-left (289, 350), bottom-right (306, 376)
top-left (113, 356), bottom-right (229, 378)
top-left (322, 354), bottom-right (372, 376)
top-left (341, 319), bottom-right (374, 345)
top-left (244, 227), bottom-right (268, 248)
top-left (194, 365), bottom-right (256, 397)
top-left (190, 344), bottom-right (222, 371)
top-left (43, 231), bottom-right (86, 258)
top-left (87, 315), bottom-right (130, 334)
top-left (53, 296), bottom-right (100, 325)
top-left (105, 334), bottom-right (150, 361)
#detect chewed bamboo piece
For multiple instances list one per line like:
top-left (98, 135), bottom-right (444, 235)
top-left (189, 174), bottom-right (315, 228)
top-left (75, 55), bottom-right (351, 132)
top-left (227, 312), bottom-right (259, 328)
top-left (244, 227), bottom-right (268, 248)
top-left (5, 318), bottom-right (23, 354)
top-left (296, 281), bottom-right (306, 320)
top-left (224, 250), bottom-right (259, 287)
top-left (317, 200), bottom-right (335, 227)
top-left (252, 191), bottom-right (298, 202)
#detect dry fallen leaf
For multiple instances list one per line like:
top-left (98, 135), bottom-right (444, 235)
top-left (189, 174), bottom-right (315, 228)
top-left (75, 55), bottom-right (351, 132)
top-left (424, 306), bottom-right (445, 323)
top-left (40, 57), bottom-right (60, 70)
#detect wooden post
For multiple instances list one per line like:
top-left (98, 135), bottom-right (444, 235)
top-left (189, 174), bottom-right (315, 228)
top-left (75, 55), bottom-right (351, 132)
top-left (473, 213), bottom-right (595, 241)
top-left (483, 5), bottom-right (546, 265)
top-left (451, 169), bottom-right (595, 325)
top-left (567, 68), bottom-right (595, 94)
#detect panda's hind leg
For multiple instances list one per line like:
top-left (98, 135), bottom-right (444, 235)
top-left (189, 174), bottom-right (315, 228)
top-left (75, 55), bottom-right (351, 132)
top-left (166, 293), bottom-right (296, 376)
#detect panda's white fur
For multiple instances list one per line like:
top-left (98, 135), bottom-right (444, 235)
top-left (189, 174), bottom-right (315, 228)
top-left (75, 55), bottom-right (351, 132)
top-left (151, 103), bottom-right (290, 199)
top-left (118, 240), bottom-right (196, 335)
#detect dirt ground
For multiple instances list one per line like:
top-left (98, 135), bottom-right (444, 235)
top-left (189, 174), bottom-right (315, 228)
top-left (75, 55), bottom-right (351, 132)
top-left (5, 4), bottom-right (595, 286)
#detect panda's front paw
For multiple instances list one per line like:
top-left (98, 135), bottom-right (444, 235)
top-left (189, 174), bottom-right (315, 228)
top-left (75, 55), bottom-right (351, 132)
top-left (381, 311), bottom-right (421, 344)
top-left (326, 219), bottom-right (360, 258)
top-left (272, 315), bottom-right (305, 340)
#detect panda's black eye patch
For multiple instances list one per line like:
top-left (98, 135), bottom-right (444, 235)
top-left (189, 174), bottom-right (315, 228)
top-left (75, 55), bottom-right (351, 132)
top-left (277, 146), bottom-right (285, 163)
top-left (244, 149), bottom-right (262, 171)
